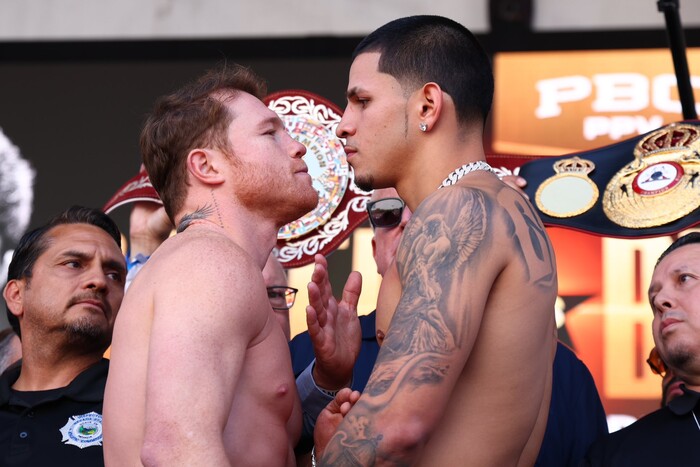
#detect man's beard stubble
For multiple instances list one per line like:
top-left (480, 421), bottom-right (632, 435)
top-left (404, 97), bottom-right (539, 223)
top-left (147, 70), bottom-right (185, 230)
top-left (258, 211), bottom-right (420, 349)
top-left (234, 160), bottom-right (319, 226)
top-left (665, 343), bottom-right (695, 375)
top-left (63, 292), bottom-right (113, 354)
top-left (64, 317), bottom-right (112, 354)
top-left (353, 173), bottom-right (376, 193)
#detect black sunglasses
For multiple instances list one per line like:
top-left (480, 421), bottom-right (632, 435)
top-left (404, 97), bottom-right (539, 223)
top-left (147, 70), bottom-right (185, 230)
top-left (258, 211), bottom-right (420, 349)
top-left (367, 197), bottom-right (405, 229)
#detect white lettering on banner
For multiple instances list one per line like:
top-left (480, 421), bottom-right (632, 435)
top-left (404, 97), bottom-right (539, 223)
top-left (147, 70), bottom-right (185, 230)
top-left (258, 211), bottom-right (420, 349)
top-left (583, 115), bottom-right (664, 141)
top-left (652, 74), bottom-right (700, 114)
top-left (535, 74), bottom-right (700, 118)
top-left (592, 73), bottom-right (648, 112)
top-left (535, 76), bottom-right (592, 118)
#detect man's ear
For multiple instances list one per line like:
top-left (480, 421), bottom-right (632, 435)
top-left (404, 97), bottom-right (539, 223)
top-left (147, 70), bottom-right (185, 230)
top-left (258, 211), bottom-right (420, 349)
top-left (186, 149), bottom-right (226, 186)
top-left (3, 279), bottom-right (25, 320)
top-left (414, 82), bottom-right (444, 132)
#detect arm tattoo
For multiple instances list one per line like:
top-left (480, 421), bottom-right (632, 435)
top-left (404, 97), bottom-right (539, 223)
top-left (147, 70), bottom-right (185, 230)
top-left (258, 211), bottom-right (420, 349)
top-left (320, 187), bottom-right (556, 465)
top-left (504, 193), bottom-right (557, 289)
top-left (371, 189), bottom-right (488, 392)
top-left (319, 189), bottom-right (490, 465)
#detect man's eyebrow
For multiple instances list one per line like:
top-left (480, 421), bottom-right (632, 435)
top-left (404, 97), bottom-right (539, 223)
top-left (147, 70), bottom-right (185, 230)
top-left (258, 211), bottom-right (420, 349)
top-left (256, 116), bottom-right (283, 129)
top-left (104, 259), bottom-right (127, 275)
top-left (346, 87), bottom-right (361, 100)
top-left (60, 250), bottom-right (91, 261)
top-left (60, 250), bottom-right (126, 274)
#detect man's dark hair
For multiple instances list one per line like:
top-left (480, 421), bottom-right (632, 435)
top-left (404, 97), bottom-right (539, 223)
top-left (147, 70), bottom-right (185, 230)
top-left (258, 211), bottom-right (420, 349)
top-left (353, 15), bottom-right (493, 127)
top-left (4, 206), bottom-right (122, 338)
top-left (655, 232), bottom-right (700, 268)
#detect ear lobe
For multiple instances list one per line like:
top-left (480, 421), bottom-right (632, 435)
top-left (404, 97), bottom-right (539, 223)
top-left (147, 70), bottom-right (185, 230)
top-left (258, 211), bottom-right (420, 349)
top-left (3, 280), bottom-right (25, 319)
top-left (186, 149), bottom-right (226, 186)
top-left (418, 82), bottom-right (444, 127)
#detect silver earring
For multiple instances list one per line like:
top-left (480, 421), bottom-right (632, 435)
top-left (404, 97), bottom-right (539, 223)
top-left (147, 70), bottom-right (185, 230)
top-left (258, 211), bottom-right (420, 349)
top-left (419, 122), bottom-right (428, 132)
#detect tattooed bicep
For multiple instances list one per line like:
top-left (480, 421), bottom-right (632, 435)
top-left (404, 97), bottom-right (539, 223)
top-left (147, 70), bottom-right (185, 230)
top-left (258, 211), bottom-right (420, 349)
top-left (396, 188), bottom-right (491, 281)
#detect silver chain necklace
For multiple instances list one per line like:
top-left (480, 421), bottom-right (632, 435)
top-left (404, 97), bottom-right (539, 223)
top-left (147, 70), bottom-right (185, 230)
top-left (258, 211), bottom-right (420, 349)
top-left (693, 410), bottom-right (700, 431)
top-left (438, 161), bottom-right (494, 189)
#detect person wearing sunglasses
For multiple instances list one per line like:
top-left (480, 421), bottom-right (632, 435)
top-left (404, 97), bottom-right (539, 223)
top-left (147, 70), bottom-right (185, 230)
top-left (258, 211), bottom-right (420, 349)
top-left (289, 187), bottom-right (410, 457)
top-left (585, 233), bottom-right (700, 466)
top-left (292, 188), bottom-right (410, 383)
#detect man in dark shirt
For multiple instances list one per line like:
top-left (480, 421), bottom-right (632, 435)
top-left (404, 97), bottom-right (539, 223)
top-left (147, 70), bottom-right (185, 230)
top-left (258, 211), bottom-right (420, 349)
top-left (290, 187), bottom-right (410, 391)
top-left (585, 233), bottom-right (700, 466)
top-left (0, 206), bottom-right (126, 467)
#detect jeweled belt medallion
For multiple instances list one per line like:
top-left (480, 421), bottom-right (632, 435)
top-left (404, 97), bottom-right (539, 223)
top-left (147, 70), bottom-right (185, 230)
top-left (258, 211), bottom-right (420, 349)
top-left (603, 123), bottom-right (700, 228)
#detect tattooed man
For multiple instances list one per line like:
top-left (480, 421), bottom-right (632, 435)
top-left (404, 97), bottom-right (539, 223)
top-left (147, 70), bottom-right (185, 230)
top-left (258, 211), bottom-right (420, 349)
top-left (312, 15), bottom-right (558, 466)
top-left (103, 64), bottom-right (318, 466)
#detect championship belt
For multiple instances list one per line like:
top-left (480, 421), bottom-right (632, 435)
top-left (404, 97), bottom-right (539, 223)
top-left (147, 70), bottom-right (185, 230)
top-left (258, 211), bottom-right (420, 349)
top-left (517, 120), bottom-right (700, 238)
top-left (602, 123), bottom-right (700, 229)
top-left (264, 90), bottom-right (369, 267)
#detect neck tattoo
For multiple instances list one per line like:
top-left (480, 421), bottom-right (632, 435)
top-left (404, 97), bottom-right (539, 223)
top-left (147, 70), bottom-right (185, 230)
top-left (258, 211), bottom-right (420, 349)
top-left (176, 205), bottom-right (216, 233)
top-left (210, 190), bottom-right (224, 228)
top-left (438, 161), bottom-right (494, 189)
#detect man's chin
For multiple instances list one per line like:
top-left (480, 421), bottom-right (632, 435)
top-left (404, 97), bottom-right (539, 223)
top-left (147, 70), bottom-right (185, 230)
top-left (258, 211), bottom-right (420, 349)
top-left (285, 192), bottom-right (320, 223)
top-left (353, 174), bottom-right (375, 193)
top-left (65, 320), bottom-right (112, 353)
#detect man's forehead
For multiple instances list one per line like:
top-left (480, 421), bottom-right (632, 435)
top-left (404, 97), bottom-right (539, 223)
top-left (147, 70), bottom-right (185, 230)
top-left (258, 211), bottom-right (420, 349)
top-left (348, 53), bottom-right (383, 84)
top-left (44, 224), bottom-right (120, 255)
top-left (655, 243), bottom-right (700, 274)
top-left (351, 52), bottom-right (381, 71)
top-left (223, 92), bottom-right (280, 124)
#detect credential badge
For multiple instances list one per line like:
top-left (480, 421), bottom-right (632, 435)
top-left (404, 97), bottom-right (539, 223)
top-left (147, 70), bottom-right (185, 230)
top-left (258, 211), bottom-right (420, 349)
top-left (59, 411), bottom-right (103, 449)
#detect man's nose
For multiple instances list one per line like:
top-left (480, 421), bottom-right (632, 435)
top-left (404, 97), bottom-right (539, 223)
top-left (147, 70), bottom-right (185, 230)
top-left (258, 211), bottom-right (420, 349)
top-left (83, 265), bottom-right (108, 291)
top-left (336, 112), bottom-right (355, 139)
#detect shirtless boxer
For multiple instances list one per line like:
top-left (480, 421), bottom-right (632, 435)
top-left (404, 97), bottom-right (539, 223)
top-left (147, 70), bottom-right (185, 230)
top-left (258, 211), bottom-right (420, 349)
top-left (103, 64), bottom-right (318, 466)
top-left (313, 15), bottom-right (558, 465)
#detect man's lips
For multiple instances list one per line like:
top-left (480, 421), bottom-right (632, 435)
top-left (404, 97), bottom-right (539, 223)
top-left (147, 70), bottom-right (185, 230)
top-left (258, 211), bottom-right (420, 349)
top-left (661, 318), bottom-right (682, 332)
top-left (76, 299), bottom-right (106, 311)
top-left (69, 294), bottom-right (108, 315)
top-left (294, 166), bottom-right (311, 180)
top-left (343, 145), bottom-right (357, 158)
